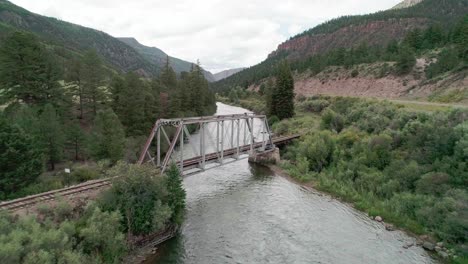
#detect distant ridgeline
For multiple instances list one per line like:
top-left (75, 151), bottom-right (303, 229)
top-left (212, 0), bottom-right (468, 93)
top-left (0, 0), bottom-right (214, 79)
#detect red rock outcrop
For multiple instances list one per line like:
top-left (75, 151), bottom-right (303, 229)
top-left (269, 18), bottom-right (428, 59)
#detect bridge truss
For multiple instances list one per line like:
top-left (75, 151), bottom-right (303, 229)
top-left (138, 113), bottom-right (274, 175)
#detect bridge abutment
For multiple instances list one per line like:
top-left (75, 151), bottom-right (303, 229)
top-left (248, 147), bottom-right (280, 165)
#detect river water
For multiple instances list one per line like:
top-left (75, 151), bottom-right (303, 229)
top-left (150, 102), bottom-right (435, 264)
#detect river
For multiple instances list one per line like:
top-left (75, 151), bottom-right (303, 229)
top-left (149, 102), bottom-right (435, 264)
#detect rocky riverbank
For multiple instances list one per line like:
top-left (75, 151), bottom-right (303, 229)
top-left (266, 164), bottom-right (457, 262)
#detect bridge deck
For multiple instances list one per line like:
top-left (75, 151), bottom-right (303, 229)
top-left (170, 134), bottom-right (300, 174)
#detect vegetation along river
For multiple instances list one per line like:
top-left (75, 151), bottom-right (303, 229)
top-left (149, 102), bottom-right (435, 264)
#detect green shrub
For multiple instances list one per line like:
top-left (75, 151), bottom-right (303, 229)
top-left (98, 162), bottom-right (175, 235)
top-left (69, 167), bottom-right (100, 183)
top-left (272, 120), bottom-right (291, 135)
top-left (320, 109), bottom-right (345, 132)
top-left (297, 99), bottom-right (330, 113)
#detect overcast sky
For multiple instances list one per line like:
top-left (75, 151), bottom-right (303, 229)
top-left (11, 0), bottom-right (402, 73)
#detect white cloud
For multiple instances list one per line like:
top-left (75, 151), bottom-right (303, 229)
top-left (10, 0), bottom-right (402, 72)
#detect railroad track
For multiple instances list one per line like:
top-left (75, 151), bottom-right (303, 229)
top-left (0, 179), bottom-right (112, 211)
top-left (0, 135), bottom-right (300, 212)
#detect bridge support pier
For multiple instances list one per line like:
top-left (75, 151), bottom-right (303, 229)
top-left (248, 147), bottom-right (280, 165)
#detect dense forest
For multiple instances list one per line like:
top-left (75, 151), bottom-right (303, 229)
top-left (213, 10), bottom-right (468, 93)
top-left (0, 30), bottom-right (215, 200)
top-left (271, 96), bottom-right (468, 259)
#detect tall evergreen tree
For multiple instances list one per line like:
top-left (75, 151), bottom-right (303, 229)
top-left (0, 114), bottom-right (43, 199)
top-left (66, 121), bottom-right (86, 161)
top-left (89, 109), bottom-right (125, 163)
top-left (271, 60), bottom-right (295, 120)
top-left (160, 56), bottom-right (177, 89)
top-left (65, 58), bottom-right (85, 119)
top-left (265, 78), bottom-right (275, 116)
top-left (165, 163), bottom-right (186, 224)
top-left (81, 50), bottom-right (106, 117)
top-left (396, 45), bottom-right (417, 75)
top-left (0, 31), bottom-right (64, 106)
top-left (38, 104), bottom-right (65, 170)
top-left (453, 15), bottom-right (468, 61)
top-left (111, 72), bottom-right (158, 136)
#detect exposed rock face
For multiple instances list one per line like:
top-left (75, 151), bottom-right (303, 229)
top-left (392, 0), bottom-right (424, 9)
top-left (269, 18), bottom-right (427, 59)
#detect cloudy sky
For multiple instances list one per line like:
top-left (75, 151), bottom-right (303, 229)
top-left (11, 0), bottom-right (402, 73)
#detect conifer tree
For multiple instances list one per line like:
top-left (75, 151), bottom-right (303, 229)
top-left (160, 56), bottom-right (177, 89)
top-left (396, 45), bottom-right (416, 75)
top-left (82, 50), bottom-right (106, 117)
top-left (271, 60), bottom-right (295, 120)
top-left (89, 109), bottom-right (125, 163)
top-left (0, 31), bottom-right (64, 106)
top-left (265, 78), bottom-right (275, 116)
top-left (65, 58), bottom-right (85, 119)
top-left (165, 163), bottom-right (186, 224)
top-left (66, 121), bottom-right (86, 161)
top-left (0, 114), bottom-right (43, 199)
top-left (38, 104), bottom-right (65, 170)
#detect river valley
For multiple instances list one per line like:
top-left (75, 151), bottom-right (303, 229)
top-left (149, 102), bottom-right (435, 264)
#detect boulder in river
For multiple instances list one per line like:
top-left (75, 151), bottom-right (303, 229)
top-left (375, 216), bottom-right (383, 222)
top-left (422, 242), bottom-right (435, 251)
top-left (385, 223), bottom-right (395, 231)
top-left (403, 242), bottom-right (414, 249)
top-left (438, 251), bottom-right (449, 259)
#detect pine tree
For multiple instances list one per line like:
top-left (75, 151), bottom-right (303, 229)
top-left (165, 163), bottom-right (186, 224)
top-left (89, 109), bottom-right (125, 163)
top-left (160, 56), bottom-right (177, 89)
top-left (112, 72), bottom-right (156, 136)
top-left (0, 114), bottom-right (43, 199)
top-left (271, 60), bottom-right (295, 120)
top-left (38, 104), bottom-right (65, 170)
top-left (81, 50), bottom-right (106, 117)
top-left (188, 62), bottom-right (209, 116)
top-left (65, 58), bottom-right (85, 119)
top-left (265, 78), bottom-right (275, 116)
top-left (0, 31), bottom-right (64, 106)
top-left (453, 15), bottom-right (468, 61)
top-left (396, 45), bottom-right (417, 75)
top-left (404, 29), bottom-right (424, 50)
top-left (66, 121), bottom-right (86, 161)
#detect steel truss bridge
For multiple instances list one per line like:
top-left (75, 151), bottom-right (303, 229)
top-left (138, 113), bottom-right (298, 175)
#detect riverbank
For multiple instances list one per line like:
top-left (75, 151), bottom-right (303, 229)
top-left (266, 163), bottom-right (451, 260)
top-left (268, 95), bottom-right (467, 262)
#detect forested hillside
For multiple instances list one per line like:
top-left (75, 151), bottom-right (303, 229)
top-left (0, 0), bottom-right (210, 77)
top-left (0, 30), bottom-right (215, 200)
top-left (213, 0), bottom-right (468, 101)
top-left (118, 37), bottom-right (216, 81)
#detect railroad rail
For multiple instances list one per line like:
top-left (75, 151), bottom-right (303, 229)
top-left (0, 135), bottom-right (299, 212)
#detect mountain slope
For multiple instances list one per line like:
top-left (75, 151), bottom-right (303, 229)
top-left (0, 0), bottom-right (213, 79)
top-left (214, 0), bottom-right (468, 93)
top-left (212, 68), bottom-right (246, 82)
top-left (270, 0), bottom-right (467, 59)
top-left (118, 37), bottom-right (215, 81)
top-left (393, 0), bottom-right (424, 9)
top-left (0, 0), bottom-right (159, 76)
